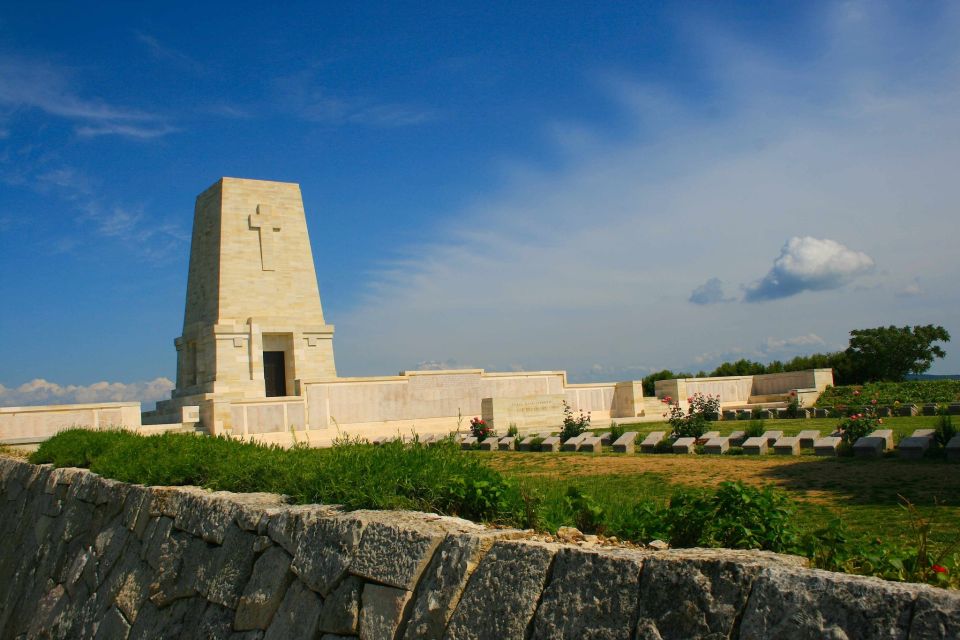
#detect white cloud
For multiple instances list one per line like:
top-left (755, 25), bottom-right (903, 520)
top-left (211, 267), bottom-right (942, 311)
top-left (743, 237), bottom-right (875, 302)
top-left (689, 278), bottom-right (733, 305)
top-left (75, 123), bottom-right (180, 139)
top-left (0, 378), bottom-right (174, 409)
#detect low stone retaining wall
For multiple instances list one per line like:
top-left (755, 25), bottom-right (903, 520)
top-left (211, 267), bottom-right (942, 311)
top-left (1, 457), bottom-right (957, 639)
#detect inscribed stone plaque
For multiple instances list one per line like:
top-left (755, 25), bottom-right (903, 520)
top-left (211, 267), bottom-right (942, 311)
top-left (480, 395), bottom-right (566, 434)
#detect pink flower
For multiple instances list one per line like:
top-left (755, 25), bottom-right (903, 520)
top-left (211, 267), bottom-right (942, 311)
top-left (853, 390), bottom-right (861, 396)
top-left (687, 397), bottom-right (693, 403)
top-left (878, 419), bottom-right (883, 425)
top-left (933, 564), bottom-right (948, 574)
top-left (872, 399), bottom-right (878, 404)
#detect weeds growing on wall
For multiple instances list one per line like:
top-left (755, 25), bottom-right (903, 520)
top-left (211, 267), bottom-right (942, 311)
top-left (30, 429), bottom-right (528, 525)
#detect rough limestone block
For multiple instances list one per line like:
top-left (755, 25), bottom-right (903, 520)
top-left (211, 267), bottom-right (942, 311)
top-left (402, 533), bottom-right (491, 640)
top-left (291, 516), bottom-right (365, 595)
top-left (898, 404), bottom-right (919, 417)
top-left (517, 436), bottom-right (536, 451)
top-left (267, 504), bottom-right (338, 556)
top-left (635, 550), bottom-right (795, 640)
top-left (703, 438), bottom-right (729, 455)
top-left (910, 584), bottom-right (960, 637)
top-left (460, 437), bottom-right (478, 450)
top-left (202, 525), bottom-right (260, 608)
top-left (349, 517), bottom-right (444, 590)
top-left (579, 436), bottom-right (603, 453)
top-left (814, 437), bottom-right (842, 456)
top-left (797, 430), bottom-right (821, 449)
top-left (598, 432), bottom-right (613, 445)
top-left (497, 437), bottom-right (515, 451)
top-left (760, 431), bottom-right (783, 446)
top-left (539, 436), bottom-right (561, 452)
top-left (318, 575), bottom-right (363, 635)
top-left (640, 431), bottom-right (665, 453)
top-left (561, 434), bottom-right (588, 451)
top-left (612, 432), bottom-right (638, 453)
top-left (235, 546), bottom-right (295, 631)
top-left (531, 547), bottom-right (643, 640)
top-left (359, 583), bottom-right (411, 640)
top-left (923, 403), bottom-right (939, 416)
top-left (672, 437), bottom-right (696, 454)
top-left (946, 435), bottom-right (960, 462)
top-left (912, 428), bottom-right (936, 439)
top-left (773, 437), bottom-right (800, 456)
top-left (727, 430), bottom-right (746, 446)
top-left (853, 437), bottom-right (885, 458)
top-left (477, 438), bottom-right (498, 451)
top-left (898, 436), bottom-right (931, 460)
top-left (742, 437), bottom-right (768, 455)
top-left (263, 579), bottom-right (323, 640)
top-left (444, 541), bottom-right (556, 640)
top-left (739, 565), bottom-right (917, 639)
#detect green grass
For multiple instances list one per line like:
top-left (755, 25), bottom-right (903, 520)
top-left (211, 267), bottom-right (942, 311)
top-left (28, 429), bottom-right (527, 524)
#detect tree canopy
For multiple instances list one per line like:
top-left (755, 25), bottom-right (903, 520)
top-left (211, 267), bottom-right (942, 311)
top-left (844, 324), bottom-right (950, 382)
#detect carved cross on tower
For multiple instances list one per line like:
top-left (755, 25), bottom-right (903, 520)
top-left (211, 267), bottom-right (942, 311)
top-left (249, 204), bottom-right (283, 271)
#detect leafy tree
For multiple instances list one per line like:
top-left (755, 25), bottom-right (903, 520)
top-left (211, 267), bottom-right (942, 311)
top-left (642, 369), bottom-right (691, 396)
top-left (845, 325), bottom-right (950, 382)
top-left (709, 359), bottom-right (767, 377)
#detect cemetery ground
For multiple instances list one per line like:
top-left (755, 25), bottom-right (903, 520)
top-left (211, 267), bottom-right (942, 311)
top-left (483, 414), bottom-right (960, 585)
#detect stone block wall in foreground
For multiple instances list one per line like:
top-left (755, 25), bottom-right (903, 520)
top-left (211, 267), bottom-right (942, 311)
top-left (0, 457), bottom-right (958, 639)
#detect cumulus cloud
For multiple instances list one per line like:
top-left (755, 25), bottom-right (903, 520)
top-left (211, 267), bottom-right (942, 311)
top-left (689, 278), bottom-right (734, 305)
top-left (743, 237), bottom-right (875, 302)
top-left (0, 378), bottom-right (174, 409)
top-left (896, 281), bottom-right (924, 297)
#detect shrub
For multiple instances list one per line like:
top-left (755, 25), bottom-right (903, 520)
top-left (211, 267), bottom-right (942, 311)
top-left (470, 417), bottom-right (494, 441)
top-left (935, 410), bottom-right (956, 447)
top-left (609, 421), bottom-right (625, 442)
top-left (507, 423), bottom-right (519, 438)
top-left (663, 393), bottom-right (720, 439)
top-left (621, 482), bottom-right (801, 553)
top-left (784, 391), bottom-right (802, 418)
top-left (561, 402), bottom-right (591, 440)
top-left (745, 419), bottom-right (766, 438)
top-left (563, 486), bottom-right (605, 533)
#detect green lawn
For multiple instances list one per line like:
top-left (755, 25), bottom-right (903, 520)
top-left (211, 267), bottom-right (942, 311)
top-left (484, 415), bottom-right (960, 550)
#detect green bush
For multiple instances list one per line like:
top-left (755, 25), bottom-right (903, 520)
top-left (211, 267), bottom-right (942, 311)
top-left (561, 402), bottom-right (591, 440)
top-left (609, 421), bottom-right (625, 442)
top-left (745, 419), bottom-right (766, 437)
top-left (31, 429), bottom-right (527, 525)
top-left (935, 411), bottom-right (957, 447)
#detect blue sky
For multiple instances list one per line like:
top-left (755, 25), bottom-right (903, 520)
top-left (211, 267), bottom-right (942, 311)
top-left (2, 1), bottom-right (958, 408)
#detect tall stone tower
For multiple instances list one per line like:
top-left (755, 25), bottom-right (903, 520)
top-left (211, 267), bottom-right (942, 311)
top-left (149, 177), bottom-right (336, 430)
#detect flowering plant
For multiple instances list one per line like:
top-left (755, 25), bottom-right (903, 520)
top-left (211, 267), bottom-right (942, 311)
top-left (836, 393), bottom-right (883, 445)
top-left (663, 392), bottom-right (720, 439)
top-left (469, 417), bottom-right (494, 441)
top-left (561, 401), bottom-right (591, 440)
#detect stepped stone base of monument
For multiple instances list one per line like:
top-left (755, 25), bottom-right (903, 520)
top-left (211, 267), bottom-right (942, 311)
top-left (1, 456), bottom-right (957, 639)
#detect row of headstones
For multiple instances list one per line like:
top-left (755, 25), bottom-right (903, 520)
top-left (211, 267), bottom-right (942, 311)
top-left (718, 402), bottom-right (960, 420)
top-left (437, 429), bottom-right (960, 461)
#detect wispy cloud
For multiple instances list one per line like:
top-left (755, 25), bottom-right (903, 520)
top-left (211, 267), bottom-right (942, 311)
top-left (743, 237), bottom-right (875, 302)
top-left (75, 122), bottom-right (180, 139)
top-left (0, 54), bottom-right (176, 139)
top-left (274, 70), bottom-right (438, 128)
top-left (0, 377), bottom-right (174, 409)
top-left (134, 31), bottom-right (205, 74)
